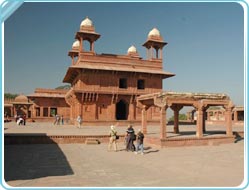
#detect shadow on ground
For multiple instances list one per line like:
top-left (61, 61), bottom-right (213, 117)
top-left (4, 134), bottom-right (74, 182)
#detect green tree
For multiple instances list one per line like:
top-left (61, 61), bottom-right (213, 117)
top-left (4, 93), bottom-right (18, 99)
top-left (55, 85), bottom-right (71, 90)
top-left (169, 113), bottom-right (187, 121)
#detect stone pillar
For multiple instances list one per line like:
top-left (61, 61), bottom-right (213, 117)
top-left (111, 102), bottom-right (116, 120)
top-left (234, 110), bottom-right (238, 122)
top-left (40, 107), bottom-right (44, 117)
top-left (207, 111), bottom-right (211, 121)
top-left (80, 37), bottom-right (83, 52)
top-left (174, 109), bottom-right (179, 133)
top-left (128, 97), bottom-right (135, 121)
top-left (216, 111), bottom-right (219, 120)
top-left (225, 107), bottom-right (233, 136)
top-left (90, 41), bottom-right (95, 52)
top-left (203, 109), bottom-right (207, 133)
top-left (141, 106), bottom-right (148, 134)
top-left (196, 107), bottom-right (204, 138)
top-left (160, 106), bottom-right (167, 139)
top-left (171, 105), bottom-right (183, 134)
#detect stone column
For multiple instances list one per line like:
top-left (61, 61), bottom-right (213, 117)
top-left (80, 37), bottom-right (83, 52)
top-left (216, 111), bottom-right (219, 120)
top-left (160, 106), bottom-right (167, 139)
top-left (128, 100), bottom-right (135, 121)
top-left (160, 48), bottom-right (163, 59)
top-left (111, 102), bottom-right (116, 120)
top-left (90, 41), bottom-right (94, 52)
top-left (225, 107), bottom-right (233, 136)
top-left (40, 107), bottom-right (44, 117)
top-left (203, 109), bottom-right (207, 133)
top-left (196, 106), bottom-right (204, 138)
top-left (207, 111), bottom-right (211, 121)
top-left (234, 110), bottom-right (238, 122)
top-left (141, 106), bottom-right (148, 134)
top-left (171, 105), bottom-right (183, 134)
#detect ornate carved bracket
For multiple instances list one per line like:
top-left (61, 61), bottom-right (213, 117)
top-left (154, 96), bottom-right (167, 108)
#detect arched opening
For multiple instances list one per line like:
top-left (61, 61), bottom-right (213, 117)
top-left (82, 40), bottom-right (91, 52)
top-left (116, 100), bottom-right (128, 120)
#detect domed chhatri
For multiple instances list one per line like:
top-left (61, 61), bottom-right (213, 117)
top-left (127, 45), bottom-right (137, 53)
top-left (14, 94), bottom-right (29, 103)
top-left (72, 40), bottom-right (80, 49)
top-left (148, 28), bottom-right (161, 37)
top-left (80, 16), bottom-right (93, 27)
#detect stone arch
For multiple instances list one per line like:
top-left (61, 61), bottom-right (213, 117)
top-left (116, 99), bottom-right (129, 120)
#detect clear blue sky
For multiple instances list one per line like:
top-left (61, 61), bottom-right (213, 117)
top-left (4, 2), bottom-right (244, 107)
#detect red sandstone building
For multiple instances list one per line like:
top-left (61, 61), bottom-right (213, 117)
top-left (5, 17), bottom-right (175, 123)
top-left (4, 17), bottom-right (243, 127)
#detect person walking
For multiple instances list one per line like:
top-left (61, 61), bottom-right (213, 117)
top-left (126, 124), bottom-right (136, 151)
top-left (54, 114), bottom-right (60, 125)
top-left (108, 125), bottom-right (118, 152)
top-left (135, 129), bottom-right (145, 155)
top-left (76, 115), bottom-right (82, 128)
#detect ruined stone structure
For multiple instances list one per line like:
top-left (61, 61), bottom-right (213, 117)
top-left (62, 17), bottom-right (174, 123)
top-left (137, 92), bottom-right (234, 139)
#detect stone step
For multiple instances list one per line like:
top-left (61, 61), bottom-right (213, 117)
top-left (85, 138), bottom-right (100, 145)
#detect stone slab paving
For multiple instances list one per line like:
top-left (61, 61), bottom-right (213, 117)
top-left (4, 140), bottom-right (244, 188)
top-left (4, 121), bottom-right (244, 138)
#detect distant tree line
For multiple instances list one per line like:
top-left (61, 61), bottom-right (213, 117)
top-left (55, 85), bottom-right (71, 90)
top-left (4, 93), bottom-right (18, 99)
top-left (169, 114), bottom-right (187, 121)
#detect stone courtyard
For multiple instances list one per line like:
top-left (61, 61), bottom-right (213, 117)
top-left (3, 122), bottom-right (245, 188)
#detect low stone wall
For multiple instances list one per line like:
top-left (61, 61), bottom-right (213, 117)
top-left (5, 132), bottom-right (242, 147)
top-left (4, 134), bottom-right (125, 145)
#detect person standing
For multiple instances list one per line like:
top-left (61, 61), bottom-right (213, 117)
top-left (61, 115), bottom-right (64, 125)
top-left (108, 125), bottom-right (118, 152)
top-left (126, 124), bottom-right (136, 151)
top-left (54, 114), bottom-right (60, 125)
top-left (135, 129), bottom-right (144, 155)
top-left (23, 114), bottom-right (26, 126)
top-left (76, 115), bottom-right (82, 128)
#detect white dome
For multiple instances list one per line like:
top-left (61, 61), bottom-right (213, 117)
top-left (148, 28), bottom-right (160, 37)
top-left (127, 45), bottom-right (137, 53)
top-left (80, 17), bottom-right (93, 27)
top-left (72, 40), bottom-right (80, 48)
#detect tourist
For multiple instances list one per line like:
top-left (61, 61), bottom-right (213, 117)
top-left (17, 117), bottom-right (24, 125)
top-left (126, 124), bottom-right (136, 151)
top-left (53, 114), bottom-right (60, 125)
top-left (23, 114), bottom-right (26, 126)
top-left (108, 125), bottom-right (118, 152)
top-left (76, 115), bottom-right (82, 128)
top-left (135, 129), bottom-right (144, 155)
top-left (61, 115), bottom-right (64, 125)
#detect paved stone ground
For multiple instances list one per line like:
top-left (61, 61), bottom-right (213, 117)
top-left (4, 141), bottom-right (244, 187)
top-left (3, 121), bottom-right (245, 188)
top-left (4, 121), bottom-right (244, 138)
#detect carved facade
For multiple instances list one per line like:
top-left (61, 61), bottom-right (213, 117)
top-left (62, 17), bottom-right (174, 123)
